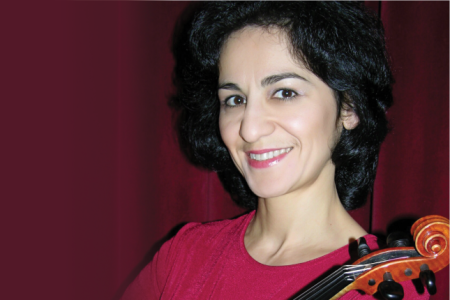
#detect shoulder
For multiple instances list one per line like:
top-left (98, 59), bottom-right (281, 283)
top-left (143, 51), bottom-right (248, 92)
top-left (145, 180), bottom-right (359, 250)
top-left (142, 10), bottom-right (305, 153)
top-left (169, 212), bottom-right (251, 253)
top-left (120, 212), bottom-right (253, 300)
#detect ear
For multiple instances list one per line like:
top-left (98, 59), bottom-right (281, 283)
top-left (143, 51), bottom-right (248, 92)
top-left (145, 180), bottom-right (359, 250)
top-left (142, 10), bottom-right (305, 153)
top-left (341, 106), bottom-right (359, 130)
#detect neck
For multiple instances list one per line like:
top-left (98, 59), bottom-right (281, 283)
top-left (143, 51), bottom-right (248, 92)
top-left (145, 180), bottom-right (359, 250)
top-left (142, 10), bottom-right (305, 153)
top-left (244, 170), bottom-right (366, 265)
top-left (252, 184), bottom-right (344, 245)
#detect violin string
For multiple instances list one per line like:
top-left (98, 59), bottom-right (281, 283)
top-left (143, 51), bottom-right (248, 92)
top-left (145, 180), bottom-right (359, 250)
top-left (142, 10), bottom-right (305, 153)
top-left (294, 272), bottom-right (349, 300)
top-left (301, 266), bottom-right (347, 295)
top-left (359, 256), bottom-right (410, 267)
top-left (293, 267), bottom-right (349, 299)
top-left (292, 265), bottom-right (370, 300)
top-left (344, 266), bottom-right (372, 275)
top-left (302, 271), bottom-right (347, 299)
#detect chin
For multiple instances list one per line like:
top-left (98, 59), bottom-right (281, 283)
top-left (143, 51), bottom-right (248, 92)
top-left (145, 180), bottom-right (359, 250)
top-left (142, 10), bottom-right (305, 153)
top-left (247, 181), bottom-right (291, 200)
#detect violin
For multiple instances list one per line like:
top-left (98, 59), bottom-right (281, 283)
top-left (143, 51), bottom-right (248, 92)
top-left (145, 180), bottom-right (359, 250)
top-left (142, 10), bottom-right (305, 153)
top-left (292, 215), bottom-right (449, 300)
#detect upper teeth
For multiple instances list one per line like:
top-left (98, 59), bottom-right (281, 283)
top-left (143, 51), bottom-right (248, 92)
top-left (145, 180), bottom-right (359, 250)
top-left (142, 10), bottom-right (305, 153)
top-left (249, 148), bottom-right (292, 161)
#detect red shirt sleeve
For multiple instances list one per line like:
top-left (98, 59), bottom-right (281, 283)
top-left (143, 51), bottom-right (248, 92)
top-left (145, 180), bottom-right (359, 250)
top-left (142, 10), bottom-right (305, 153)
top-left (120, 223), bottom-right (200, 300)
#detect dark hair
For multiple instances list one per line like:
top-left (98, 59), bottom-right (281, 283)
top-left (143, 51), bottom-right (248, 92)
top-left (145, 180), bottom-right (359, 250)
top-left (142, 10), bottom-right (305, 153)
top-left (171, 1), bottom-right (393, 210)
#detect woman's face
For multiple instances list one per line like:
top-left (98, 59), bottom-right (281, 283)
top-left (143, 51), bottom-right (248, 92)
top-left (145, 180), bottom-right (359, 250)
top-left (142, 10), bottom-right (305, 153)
top-left (218, 27), bottom-right (342, 199)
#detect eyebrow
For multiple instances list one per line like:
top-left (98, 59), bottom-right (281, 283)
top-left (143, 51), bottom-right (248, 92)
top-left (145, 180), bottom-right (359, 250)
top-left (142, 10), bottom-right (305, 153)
top-left (218, 82), bottom-right (241, 91)
top-left (218, 72), bottom-right (308, 91)
top-left (261, 72), bottom-right (308, 87)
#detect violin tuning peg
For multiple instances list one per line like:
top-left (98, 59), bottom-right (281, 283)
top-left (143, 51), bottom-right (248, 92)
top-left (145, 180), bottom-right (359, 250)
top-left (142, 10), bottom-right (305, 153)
top-left (358, 237), bottom-right (370, 258)
top-left (377, 272), bottom-right (404, 300)
top-left (420, 265), bottom-right (437, 295)
top-left (386, 231), bottom-right (410, 248)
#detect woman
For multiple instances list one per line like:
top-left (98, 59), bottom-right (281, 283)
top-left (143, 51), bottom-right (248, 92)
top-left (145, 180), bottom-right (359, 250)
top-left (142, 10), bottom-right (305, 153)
top-left (123, 2), bottom-right (428, 299)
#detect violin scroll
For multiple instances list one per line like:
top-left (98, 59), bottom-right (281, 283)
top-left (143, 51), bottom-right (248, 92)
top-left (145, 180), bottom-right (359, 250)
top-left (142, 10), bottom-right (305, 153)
top-left (411, 215), bottom-right (448, 257)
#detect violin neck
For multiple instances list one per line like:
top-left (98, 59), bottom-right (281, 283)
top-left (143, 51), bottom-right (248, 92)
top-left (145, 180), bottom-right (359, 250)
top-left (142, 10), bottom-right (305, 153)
top-left (292, 265), bottom-right (367, 300)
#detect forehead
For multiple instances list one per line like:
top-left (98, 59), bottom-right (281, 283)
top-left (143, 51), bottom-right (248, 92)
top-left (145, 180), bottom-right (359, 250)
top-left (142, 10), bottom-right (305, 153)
top-left (218, 27), bottom-right (307, 81)
top-left (223, 26), bottom-right (288, 51)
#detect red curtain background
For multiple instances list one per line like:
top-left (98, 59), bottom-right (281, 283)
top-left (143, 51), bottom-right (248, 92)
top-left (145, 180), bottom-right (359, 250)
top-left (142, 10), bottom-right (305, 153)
top-left (3, 2), bottom-right (447, 300)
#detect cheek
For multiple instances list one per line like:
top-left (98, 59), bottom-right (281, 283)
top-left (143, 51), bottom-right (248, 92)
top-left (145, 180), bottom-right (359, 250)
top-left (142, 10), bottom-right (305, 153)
top-left (219, 114), bottom-right (237, 150)
top-left (219, 114), bottom-right (246, 174)
top-left (284, 106), bottom-right (337, 146)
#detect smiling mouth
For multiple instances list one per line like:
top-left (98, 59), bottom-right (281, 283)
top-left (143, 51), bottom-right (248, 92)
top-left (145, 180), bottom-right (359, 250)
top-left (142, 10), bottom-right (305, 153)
top-left (249, 147), bottom-right (292, 161)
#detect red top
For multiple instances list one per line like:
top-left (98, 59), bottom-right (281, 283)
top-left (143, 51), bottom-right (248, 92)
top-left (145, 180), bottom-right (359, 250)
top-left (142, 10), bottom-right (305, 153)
top-left (122, 211), bottom-right (429, 299)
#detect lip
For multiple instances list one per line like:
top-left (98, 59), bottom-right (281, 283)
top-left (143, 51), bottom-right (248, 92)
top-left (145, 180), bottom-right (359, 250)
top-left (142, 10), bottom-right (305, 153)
top-left (246, 147), bottom-right (291, 169)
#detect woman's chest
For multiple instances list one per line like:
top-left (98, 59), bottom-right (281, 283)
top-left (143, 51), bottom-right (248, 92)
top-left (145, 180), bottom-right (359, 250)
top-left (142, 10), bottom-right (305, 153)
top-left (160, 241), bottom-right (352, 300)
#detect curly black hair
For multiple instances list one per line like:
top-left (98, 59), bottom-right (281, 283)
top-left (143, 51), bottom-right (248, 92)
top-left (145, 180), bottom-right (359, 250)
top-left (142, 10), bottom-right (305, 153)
top-left (170, 1), bottom-right (393, 210)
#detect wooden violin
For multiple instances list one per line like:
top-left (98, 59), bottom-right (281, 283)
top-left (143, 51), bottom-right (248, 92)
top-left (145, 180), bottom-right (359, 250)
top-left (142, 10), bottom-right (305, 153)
top-left (292, 215), bottom-right (449, 300)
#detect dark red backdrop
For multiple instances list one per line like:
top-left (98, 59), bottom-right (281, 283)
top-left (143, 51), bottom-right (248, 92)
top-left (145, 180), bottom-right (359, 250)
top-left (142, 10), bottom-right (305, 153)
top-left (3, 2), bottom-right (448, 300)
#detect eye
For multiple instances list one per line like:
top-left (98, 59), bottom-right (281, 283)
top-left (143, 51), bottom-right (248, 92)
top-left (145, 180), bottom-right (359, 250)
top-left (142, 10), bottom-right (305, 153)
top-left (273, 89), bottom-right (298, 100)
top-left (225, 95), bottom-right (246, 107)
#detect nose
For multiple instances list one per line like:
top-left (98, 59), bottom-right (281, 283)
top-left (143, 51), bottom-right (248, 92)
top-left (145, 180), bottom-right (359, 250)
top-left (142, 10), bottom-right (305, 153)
top-left (239, 99), bottom-right (275, 143)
